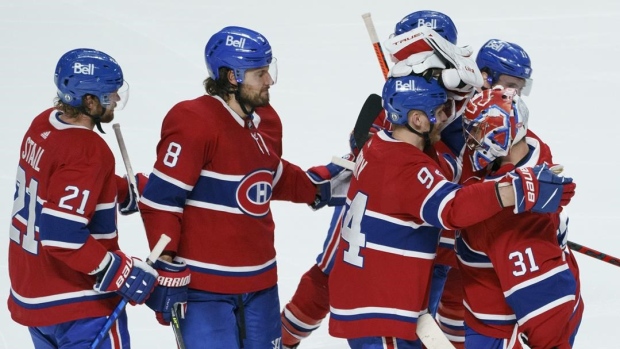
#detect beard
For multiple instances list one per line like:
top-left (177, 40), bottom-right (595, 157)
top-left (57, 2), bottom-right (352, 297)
top-left (99, 106), bottom-right (115, 123)
top-left (429, 126), bottom-right (442, 144)
top-left (238, 84), bottom-right (270, 108)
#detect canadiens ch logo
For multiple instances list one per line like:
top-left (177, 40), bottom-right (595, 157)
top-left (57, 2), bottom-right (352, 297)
top-left (236, 169), bottom-right (273, 217)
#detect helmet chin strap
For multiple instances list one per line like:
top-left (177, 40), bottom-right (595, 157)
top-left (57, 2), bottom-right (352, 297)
top-left (405, 122), bottom-right (433, 147)
top-left (234, 88), bottom-right (255, 117)
top-left (80, 106), bottom-right (106, 134)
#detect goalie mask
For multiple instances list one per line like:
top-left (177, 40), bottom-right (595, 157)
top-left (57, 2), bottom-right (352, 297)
top-left (476, 39), bottom-right (533, 95)
top-left (463, 87), bottom-right (529, 171)
top-left (205, 26), bottom-right (278, 84)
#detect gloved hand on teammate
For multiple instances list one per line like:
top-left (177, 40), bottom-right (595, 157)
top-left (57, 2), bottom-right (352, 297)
top-left (384, 26), bottom-right (482, 93)
top-left (306, 154), bottom-right (355, 210)
top-left (116, 173), bottom-right (149, 215)
top-left (501, 164), bottom-right (576, 214)
top-left (93, 251), bottom-right (158, 304)
top-left (145, 258), bottom-right (191, 326)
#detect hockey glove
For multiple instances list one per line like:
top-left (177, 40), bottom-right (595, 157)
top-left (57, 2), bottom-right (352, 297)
top-left (306, 154), bottom-right (354, 210)
top-left (389, 51), bottom-right (447, 78)
top-left (505, 164), bottom-right (576, 214)
top-left (118, 173), bottom-right (149, 215)
top-left (94, 251), bottom-right (158, 304)
top-left (145, 258), bottom-right (191, 326)
top-left (384, 26), bottom-right (482, 93)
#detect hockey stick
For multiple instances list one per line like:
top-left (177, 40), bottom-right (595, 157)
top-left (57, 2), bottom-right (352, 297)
top-left (362, 12), bottom-right (390, 80)
top-left (330, 94), bottom-right (383, 171)
top-left (334, 13), bottom-right (388, 158)
top-left (331, 156), bottom-right (355, 171)
top-left (568, 241), bottom-right (620, 267)
top-left (112, 123), bottom-right (186, 348)
top-left (91, 234), bottom-right (171, 349)
top-left (353, 93), bottom-right (384, 150)
top-left (113, 123), bottom-right (138, 196)
top-left (523, 164), bottom-right (619, 267)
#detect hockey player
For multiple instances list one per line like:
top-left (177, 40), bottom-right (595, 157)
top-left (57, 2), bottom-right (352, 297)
top-left (280, 10), bottom-right (457, 348)
top-left (456, 87), bottom-right (583, 348)
top-left (280, 117), bottom-right (388, 349)
top-left (434, 39), bottom-right (549, 348)
top-left (138, 26), bottom-right (347, 349)
top-left (327, 74), bottom-right (576, 349)
top-left (478, 39), bottom-right (533, 95)
top-left (7, 48), bottom-right (159, 349)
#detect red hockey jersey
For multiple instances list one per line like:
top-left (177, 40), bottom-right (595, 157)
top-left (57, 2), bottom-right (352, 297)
top-left (139, 95), bottom-right (315, 294)
top-left (328, 130), bottom-right (507, 340)
top-left (456, 137), bottom-right (583, 347)
top-left (8, 109), bottom-right (122, 326)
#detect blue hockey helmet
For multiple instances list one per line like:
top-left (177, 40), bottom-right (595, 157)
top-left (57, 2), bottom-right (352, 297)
top-left (204, 26), bottom-right (276, 84)
top-left (382, 75), bottom-right (447, 125)
top-left (394, 10), bottom-right (458, 44)
top-left (54, 48), bottom-right (127, 108)
top-left (476, 39), bottom-right (533, 94)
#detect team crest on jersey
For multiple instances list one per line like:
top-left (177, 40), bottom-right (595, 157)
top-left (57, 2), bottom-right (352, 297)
top-left (236, 169), bottom-right (273, 217)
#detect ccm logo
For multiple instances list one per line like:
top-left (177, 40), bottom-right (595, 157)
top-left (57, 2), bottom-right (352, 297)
top-left (115, 258), bottom-right (134, 288)
top-left (520, 168), bottom-right (536, 203)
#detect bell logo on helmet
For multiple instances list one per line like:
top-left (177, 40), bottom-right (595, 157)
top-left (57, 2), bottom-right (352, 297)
top-left (485, 40), bottom-right (504, 52)
top-left (417, 18), bottom-right (437, 29)
top-left (395, 79), bottom-right (416, 91)
top-left (225, 35), bottom-right (246, 49)
top-left (72, 62), bottom-right (96, 75)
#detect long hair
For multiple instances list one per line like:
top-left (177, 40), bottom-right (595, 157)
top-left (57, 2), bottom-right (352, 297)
top-left (204, 67), bottom-right (237, 101)
top-left (53, 97), bottom-right (84, 118)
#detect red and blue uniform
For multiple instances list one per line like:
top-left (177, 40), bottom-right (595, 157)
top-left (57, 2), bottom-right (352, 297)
top-left (8, 109), bottom-right (129, 348)
top-left (139, 95), bottom-right (316, 347)
top-left (455, 137), bottom-right (583, 348)
top-left (328, 130), bottom-right (505, 346)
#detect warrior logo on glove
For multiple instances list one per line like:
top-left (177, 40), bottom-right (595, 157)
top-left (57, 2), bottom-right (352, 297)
top-left (158, 273), bottom-right (191, 287)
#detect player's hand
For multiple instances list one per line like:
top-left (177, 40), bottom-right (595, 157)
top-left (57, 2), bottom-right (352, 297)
top-left (94, 251), bottom-right (158, 304)
top-left (145, 258), bottom-right (191, 326)
top-left (306, 154), bottom-right (354, 210)
top-left (389, 51), bottom-right (447, 78)
top-left (505, 164), bottom-right (576, 214)
top-left (118, 173), bottom-right (149, 215)
top-left (384, 26), bottom-right (482, 93)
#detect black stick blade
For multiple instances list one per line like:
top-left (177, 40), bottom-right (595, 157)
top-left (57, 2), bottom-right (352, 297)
top-left (353, 93), bottom-right (384, 149)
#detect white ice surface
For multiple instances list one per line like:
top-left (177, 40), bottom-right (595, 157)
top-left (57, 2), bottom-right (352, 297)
top-left (1, 1), bottom-right (619, 348)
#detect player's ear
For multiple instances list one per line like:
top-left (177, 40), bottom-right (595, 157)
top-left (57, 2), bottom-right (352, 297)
top-left (408, 110), bottom-right (424, 128)
top-left (83, 95), bottom-right (96, 109)
top-left (227, 69), bottom-right (237, 86)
